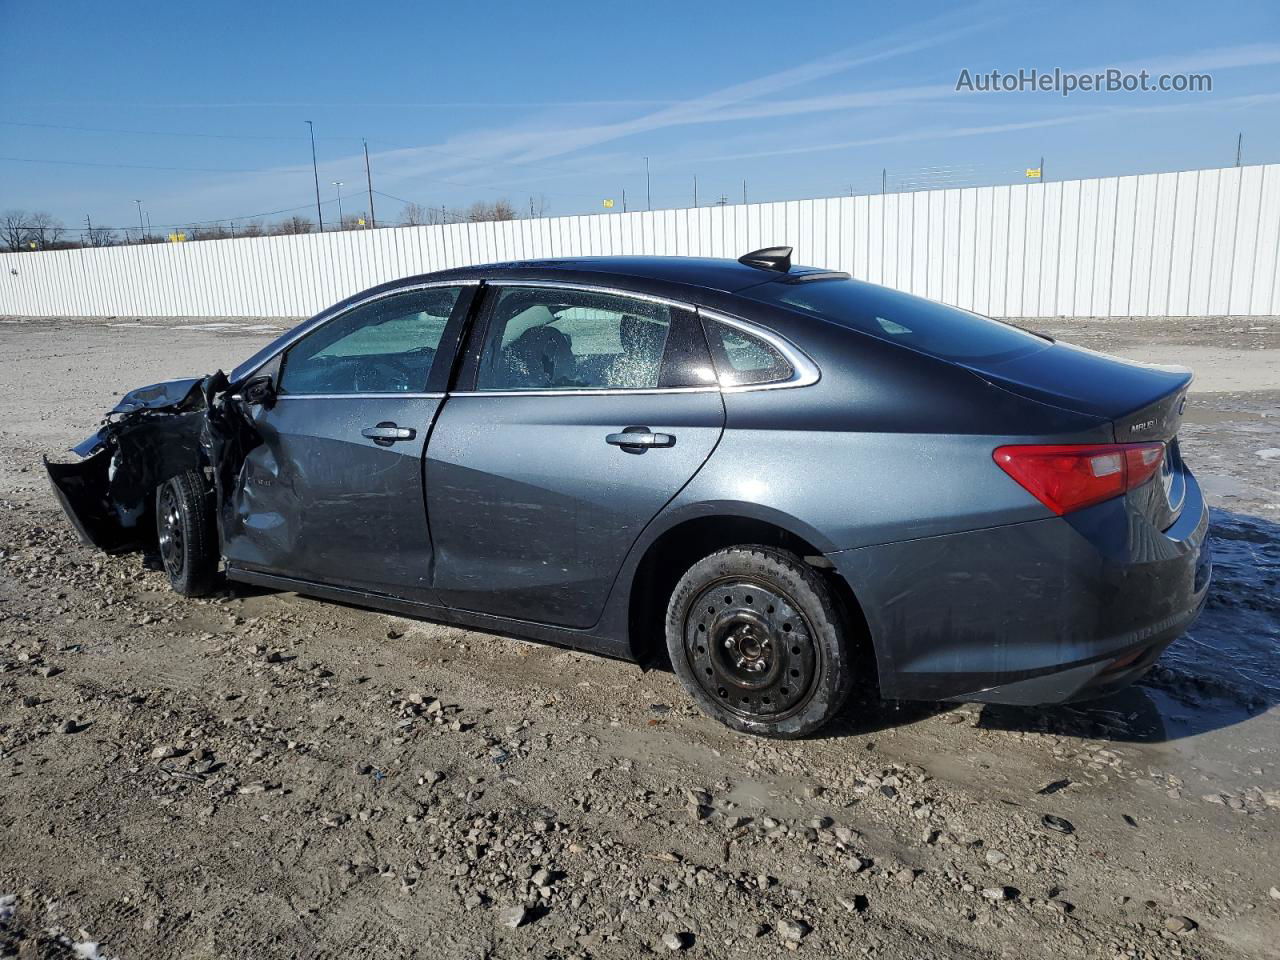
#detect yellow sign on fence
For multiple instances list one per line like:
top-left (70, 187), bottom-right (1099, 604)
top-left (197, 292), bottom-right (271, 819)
top-left (602, 198), bottom-right (615, 208)
top-left (1025, 167), bottom-right (1042, 179)
top-left (168, 232), bottom-right (186, 243)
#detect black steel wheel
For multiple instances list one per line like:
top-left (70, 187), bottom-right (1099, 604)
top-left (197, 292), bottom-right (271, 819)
top-left (157, 482), bottom-right (186, 579)
top-left (665, 545), bottom-right (853, 738)
top-left (154, 469), bottom-right (219, 597)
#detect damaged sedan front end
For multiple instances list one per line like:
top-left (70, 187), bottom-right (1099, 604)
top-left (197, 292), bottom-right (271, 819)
top-left (44, 371), bottom-right (250, 554)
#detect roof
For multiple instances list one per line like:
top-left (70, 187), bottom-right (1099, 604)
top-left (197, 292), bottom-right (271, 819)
top-left (423, 256), bottom-right (785, 296)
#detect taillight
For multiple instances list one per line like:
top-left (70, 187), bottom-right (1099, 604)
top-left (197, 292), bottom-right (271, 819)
top-left (992, 442), bottom-right (1166, 515)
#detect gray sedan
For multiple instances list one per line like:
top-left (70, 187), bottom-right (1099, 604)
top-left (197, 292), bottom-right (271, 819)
top-left (47, 248), bottom-right (1211, 737)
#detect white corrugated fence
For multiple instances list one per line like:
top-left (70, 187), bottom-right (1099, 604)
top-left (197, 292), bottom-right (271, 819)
top-left (2, 162), bottom-right (1278, 319)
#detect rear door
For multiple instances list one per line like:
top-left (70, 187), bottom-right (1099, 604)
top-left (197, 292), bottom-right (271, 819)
top-left (425, 282), bottom-right (724, 628)
top-left (223, 283), bottom-right (474, 601)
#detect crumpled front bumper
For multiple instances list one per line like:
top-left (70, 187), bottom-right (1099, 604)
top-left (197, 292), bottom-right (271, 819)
top-left (44, 374), bottom-right (233, 556)
top-left (45, 443), bottom-right (137, 553)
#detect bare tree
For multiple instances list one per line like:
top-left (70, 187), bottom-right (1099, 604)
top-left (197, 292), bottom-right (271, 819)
top-left (465, 199), bottom-right (516, 223)
top-left (272, 215), bottom-right (315, 235)
top-left (341, 212), bottom-right (368, 231)
top-left (85, 224), bottom-right (114, 247)
top-left (187, 223), bottom-right (229, 241)
top-left (1, 210), bottom-right (30, 251)
top-left (1, 210), bottom-right (66, 250)
top-left (401, 202), bottom-right (429, 226)
top-left (30, 212), bottom-right (65, 248)
top-left (528, 194), bottom-right (550, 218)
top-left (240, 221), bottom-right (264, 237)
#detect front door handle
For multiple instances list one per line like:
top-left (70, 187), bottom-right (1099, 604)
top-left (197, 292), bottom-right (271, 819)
top-left (361, 422), bottom-right (416, 446)
top-left (606, 427), bottom-right (675, 450)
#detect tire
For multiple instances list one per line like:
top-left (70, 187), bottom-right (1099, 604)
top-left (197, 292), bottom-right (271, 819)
top-left (155, 469), bottom-right (219, 597)
top-left (665, 545), bottom-right (853, 738)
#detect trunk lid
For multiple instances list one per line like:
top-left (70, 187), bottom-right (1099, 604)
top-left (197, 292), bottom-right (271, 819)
top-left (962, 340), bottom-right (1192, 530)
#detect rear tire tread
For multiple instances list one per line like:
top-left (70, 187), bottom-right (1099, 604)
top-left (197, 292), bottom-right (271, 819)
top-left (664, 544), bottom-right (852, 739)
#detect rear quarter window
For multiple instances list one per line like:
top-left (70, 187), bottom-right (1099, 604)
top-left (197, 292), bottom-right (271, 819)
top-left (702, 319), bottom-right (793, 386)
top-left (743, 278), bottom-right (1049, 364)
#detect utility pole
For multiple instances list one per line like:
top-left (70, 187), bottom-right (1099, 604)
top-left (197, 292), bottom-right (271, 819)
top-left (84, 214), bottom-right (92, 246)
top-left (881, 169), bottom-right (887, 194)
top-left (333, 181), bottom-right (344, 227)
top-left (644, 156), bottom-right (651, 211)
top-left (134, 200), bottom-right (145, 239)
top-left (1040, 155), bottom-right (1046, 182)
top-left (693, 175), bottom-right (698, 208)
top-left (743, 180), bottom-right (747, 205)
top-left (306, 121), bottom-right (324, 231)
top-left (622, 188), bottom-right (627, 213)
top-left (1236, 132), bottom-right (1243, 166)
top-left (363, 139), bottom-right (376, 227)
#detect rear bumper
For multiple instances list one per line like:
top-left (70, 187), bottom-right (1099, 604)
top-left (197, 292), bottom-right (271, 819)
top-left (829, 469), bottom-right (1211, 704)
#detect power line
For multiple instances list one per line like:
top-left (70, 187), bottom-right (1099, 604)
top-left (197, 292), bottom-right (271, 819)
top-left (0, 154), bottom-right (283, 174)
top-left (2, 117), bottom-right (621, 192)
top-left (371, 190), bottom-right (473, 224)
top-left (0, 118), bottom-right (360, 142)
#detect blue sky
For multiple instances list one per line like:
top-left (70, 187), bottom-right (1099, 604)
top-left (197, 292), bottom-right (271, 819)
top-left (1, 0), bottom-right (1278, 232)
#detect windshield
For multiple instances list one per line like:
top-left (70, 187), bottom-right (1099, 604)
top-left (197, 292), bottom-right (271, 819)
top-left (744, 277), bottom-right (1050, 365)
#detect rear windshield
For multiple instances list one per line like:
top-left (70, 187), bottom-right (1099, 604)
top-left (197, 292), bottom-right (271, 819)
top-left (743, 278), bottom-right (1049, 364)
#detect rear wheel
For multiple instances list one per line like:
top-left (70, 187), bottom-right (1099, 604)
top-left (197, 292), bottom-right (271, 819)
top-left (665, 545), bottom-right (853, 738)
top-left (155, 469), bottom-right (219, 597)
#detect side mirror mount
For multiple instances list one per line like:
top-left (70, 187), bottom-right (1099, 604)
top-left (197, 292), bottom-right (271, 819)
top-left (241, 375), bottom-right (276, 408)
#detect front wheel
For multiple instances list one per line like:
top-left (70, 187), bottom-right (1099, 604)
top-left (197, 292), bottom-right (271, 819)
top-left (155, 469), bottom-right (219, 597)
top-left (665, 545), bottom-right (853, 738)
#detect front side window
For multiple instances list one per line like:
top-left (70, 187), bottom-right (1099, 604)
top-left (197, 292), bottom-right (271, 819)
top-left (476, 287), bottom-right (672, 391)
top-left (702, 318), bottom-right (794, 386)
top-left (279, 287), bottom-right (461, 395)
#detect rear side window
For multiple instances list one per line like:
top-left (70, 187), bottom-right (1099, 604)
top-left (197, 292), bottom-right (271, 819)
top-left (743, 278), bottom-right (1048, 364)
top-left (475, 287), bottom-right (672, 391)
top-left (702, 319), bottom-right (793, 386)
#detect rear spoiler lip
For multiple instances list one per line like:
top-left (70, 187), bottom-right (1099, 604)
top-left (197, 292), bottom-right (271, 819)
top-left (957, 339), bottom-right (1194, 424)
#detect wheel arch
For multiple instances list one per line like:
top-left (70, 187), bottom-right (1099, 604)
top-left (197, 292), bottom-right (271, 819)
top-left (624, 505), bottom-right (879, 689)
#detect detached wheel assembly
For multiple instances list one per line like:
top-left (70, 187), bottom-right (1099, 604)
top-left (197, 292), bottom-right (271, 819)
top-left (155, 469), bottom-right (219, 597)
top-left (665, 545), bottom-right (853, 738)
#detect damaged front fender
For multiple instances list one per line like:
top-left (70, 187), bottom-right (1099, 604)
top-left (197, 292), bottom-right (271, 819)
top-left (45, 373), bottom-right (258, 555)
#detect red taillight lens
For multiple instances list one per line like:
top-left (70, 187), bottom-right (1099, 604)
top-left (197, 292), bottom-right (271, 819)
top-left (992, 442), bottom-right (1166, 515)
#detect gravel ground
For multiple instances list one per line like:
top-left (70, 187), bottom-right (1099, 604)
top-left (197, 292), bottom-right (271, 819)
top-left (0, 313), bottom-right (1277, 960)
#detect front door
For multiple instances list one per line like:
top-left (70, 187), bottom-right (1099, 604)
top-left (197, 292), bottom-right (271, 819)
top-left (223, 284), bottom-right (471, 602)
top-left (426, 283), bottom-right (725, 629)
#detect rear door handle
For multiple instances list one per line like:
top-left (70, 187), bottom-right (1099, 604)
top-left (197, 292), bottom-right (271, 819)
top-left (606, 428), bottom-right (675, 449)
top-left (362, 422), bottom-right (416, 446)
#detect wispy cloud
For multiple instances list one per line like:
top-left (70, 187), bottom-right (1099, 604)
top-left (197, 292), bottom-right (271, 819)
top-left (141, 26), bottom-right (1280, 223)
top-left (680, 91), bottom-right (1280, 166)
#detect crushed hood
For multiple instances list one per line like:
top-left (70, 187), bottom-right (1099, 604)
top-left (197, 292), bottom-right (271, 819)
top-left (110, 377), bottom-right (205, 415)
